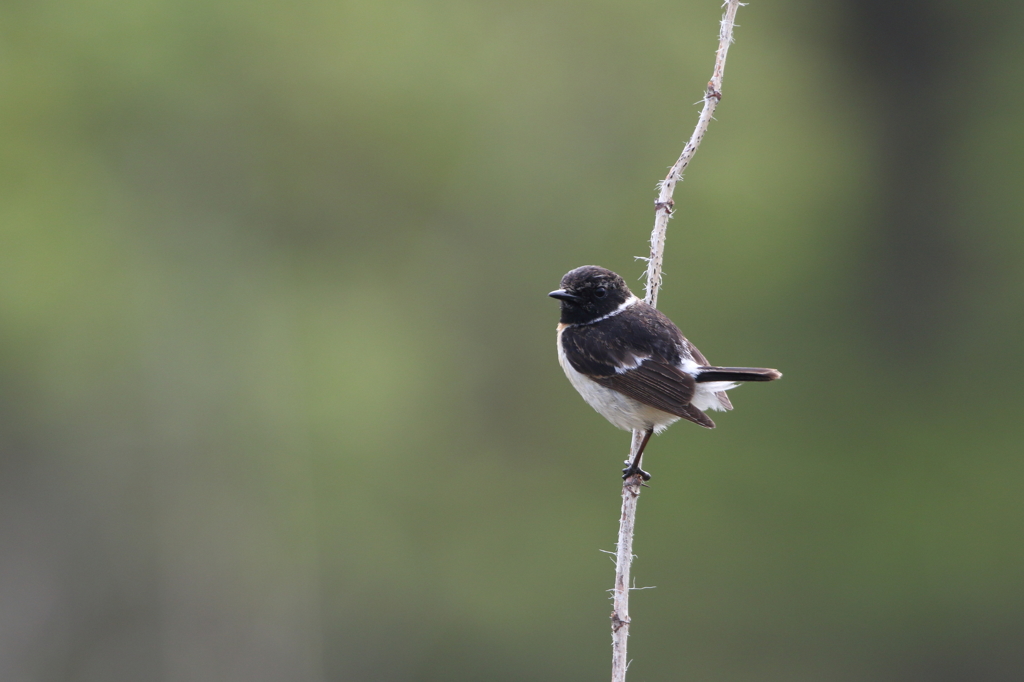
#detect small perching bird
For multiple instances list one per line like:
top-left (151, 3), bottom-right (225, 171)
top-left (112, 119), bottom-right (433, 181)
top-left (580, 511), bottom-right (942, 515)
top-left (550, 266), bottom-right (781, 480)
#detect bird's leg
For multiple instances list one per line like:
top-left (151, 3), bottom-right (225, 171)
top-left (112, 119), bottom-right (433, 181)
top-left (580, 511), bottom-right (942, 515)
top-left (622, 428), bottom-right (653, 481)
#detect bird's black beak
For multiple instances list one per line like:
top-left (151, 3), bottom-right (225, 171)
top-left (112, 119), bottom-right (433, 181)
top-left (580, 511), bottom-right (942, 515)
top-left (549, 289), bottom-right (581, 303)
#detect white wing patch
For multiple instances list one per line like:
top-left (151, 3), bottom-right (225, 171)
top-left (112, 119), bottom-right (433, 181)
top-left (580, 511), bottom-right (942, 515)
top-left (613, 354), bottom-right (648, 374)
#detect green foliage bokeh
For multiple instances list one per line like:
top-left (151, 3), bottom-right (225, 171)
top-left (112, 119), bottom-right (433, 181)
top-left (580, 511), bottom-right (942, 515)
top-left (2, 1), bottom-right (1024, 680)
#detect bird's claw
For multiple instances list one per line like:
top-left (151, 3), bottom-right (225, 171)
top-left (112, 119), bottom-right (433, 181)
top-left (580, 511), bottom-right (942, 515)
top-left (622, 465), bottom-right (651, 481)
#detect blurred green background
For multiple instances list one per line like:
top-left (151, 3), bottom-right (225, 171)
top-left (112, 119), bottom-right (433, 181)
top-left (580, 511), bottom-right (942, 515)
top-left (3, 0), bottom-right (1024, 680)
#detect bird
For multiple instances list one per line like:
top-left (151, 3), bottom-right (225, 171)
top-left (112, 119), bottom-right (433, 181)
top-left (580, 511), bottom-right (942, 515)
top-left (550, 265), bottom-right (781, 480)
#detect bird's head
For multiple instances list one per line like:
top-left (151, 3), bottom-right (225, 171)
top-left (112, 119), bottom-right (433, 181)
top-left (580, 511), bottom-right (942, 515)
top-left (549, 266), bottom-right (635, 325)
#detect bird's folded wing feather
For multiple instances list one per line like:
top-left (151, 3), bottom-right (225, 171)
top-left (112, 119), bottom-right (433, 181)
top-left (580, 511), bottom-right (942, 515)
top-left (560, 316), bottom-right (698, 418)
top-left (590, 361), bottom-right (696, 417)
top-left (685, 339), bottom-right (710, 366)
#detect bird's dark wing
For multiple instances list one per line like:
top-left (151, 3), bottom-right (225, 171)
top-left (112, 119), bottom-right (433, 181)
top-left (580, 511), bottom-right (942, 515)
top-left (561, 305), bottom-right (714, 427)
top-left (591, 361), bottom-right (695, 415)
top-left (589, 364), bottom-right (714, 428)
top-left (560, 302), bottom-right (685, 375)
top-left (685, 339), bottom-right (710, 366)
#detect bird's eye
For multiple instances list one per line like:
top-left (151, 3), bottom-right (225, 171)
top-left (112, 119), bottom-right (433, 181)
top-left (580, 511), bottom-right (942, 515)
top-left (594, 287), bottom-right (607, 298)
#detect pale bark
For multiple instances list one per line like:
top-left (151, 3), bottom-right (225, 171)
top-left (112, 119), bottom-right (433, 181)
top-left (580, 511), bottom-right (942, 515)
top-left (610, 3), bottom-right (745, 680)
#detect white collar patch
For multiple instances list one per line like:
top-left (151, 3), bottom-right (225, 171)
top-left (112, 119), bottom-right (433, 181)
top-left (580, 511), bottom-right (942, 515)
top-left (584, 295), bottom-right (639, 325)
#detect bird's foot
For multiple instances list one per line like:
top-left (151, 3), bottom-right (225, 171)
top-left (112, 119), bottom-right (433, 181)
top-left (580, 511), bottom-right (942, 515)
top-left (622, 464), bottom-right (651, 481)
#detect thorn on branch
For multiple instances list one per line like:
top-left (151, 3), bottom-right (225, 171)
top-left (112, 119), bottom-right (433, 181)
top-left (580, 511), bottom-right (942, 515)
top-left (706, 81), bottom-right (722, 101)
top-left (654, 199), bottom-right (674, 215)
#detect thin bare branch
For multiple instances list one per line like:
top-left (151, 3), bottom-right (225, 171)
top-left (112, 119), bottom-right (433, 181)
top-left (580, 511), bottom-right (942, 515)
top-left (610, 3), bottom-right (744, 681)
top-left (644, 0), bottom-right (742, 308)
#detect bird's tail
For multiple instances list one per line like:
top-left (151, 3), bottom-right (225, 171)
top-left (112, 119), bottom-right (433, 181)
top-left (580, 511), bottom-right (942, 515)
top-left (695, 367), bottom-right (782, 383)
